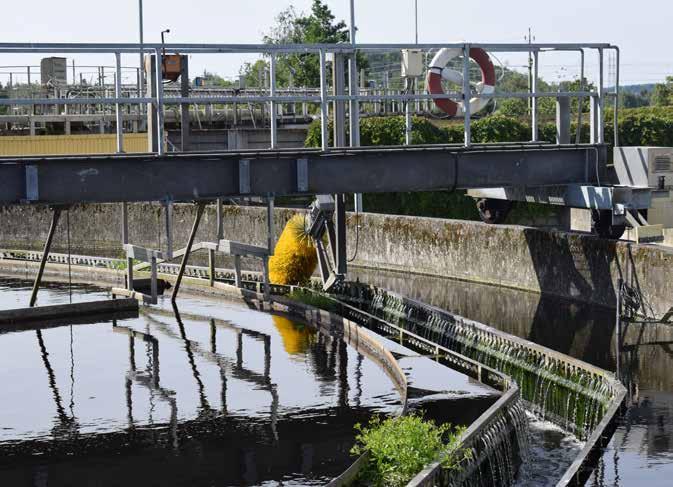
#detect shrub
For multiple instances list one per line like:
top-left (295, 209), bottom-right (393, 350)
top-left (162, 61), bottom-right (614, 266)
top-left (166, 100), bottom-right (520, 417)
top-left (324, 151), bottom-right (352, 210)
top-left (351, 414), bottom-right (467, 487)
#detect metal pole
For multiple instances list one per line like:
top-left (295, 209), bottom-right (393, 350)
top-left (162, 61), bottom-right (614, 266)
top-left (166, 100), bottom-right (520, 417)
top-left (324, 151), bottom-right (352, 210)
top-left (333, 53), bottom-right (346, 147)
top-left (172, 202), bottom-right (205, 301)
top-left (615, 278), bottom-right (623, 381)
top-left (576, 49), bottom-right (585, 144)
top-left (319, 49), bottom-right (329, 151)
top-left (349, 0), bottom-right (362, 210)
top-left (180, 55), bottom-right (190, 151)
top-left (138, 0), bottom-right (144, 107)
top-left (531, 50), bottom-right (539, 142)
top-left (29, 208), bottom-right (61, 307)
top-left (405, 78), bottom-right (413, 145)
top-left (155, 48), bottom-right (165, 155)
top-left (462, 44), bottom-right (471, 147)
top-left (266, 196), bottom-right (275, 253)
top-left (269, 54), bottom-right (277, 149)
top-left (598, 48), bottom-right (604, 144)
top-left (122, 202), bottom-right (133, 291)
top-left (114, 52), bottom-right (124, 153)
top-left (414, 0), bottom-right (418, 44)
top-left (216, 198), bottom-right (223, 240)
top-left (613, 47), bottom-right (620, 147)
top-left (164, 201), bottom-right (173, 260)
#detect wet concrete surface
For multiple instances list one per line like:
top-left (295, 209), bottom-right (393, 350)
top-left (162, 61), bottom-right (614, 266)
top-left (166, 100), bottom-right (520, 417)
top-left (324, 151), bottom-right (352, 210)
top-left (0, 277), bottom-right (495, 486)
top-left (352, 267), bottom-right (673, 486)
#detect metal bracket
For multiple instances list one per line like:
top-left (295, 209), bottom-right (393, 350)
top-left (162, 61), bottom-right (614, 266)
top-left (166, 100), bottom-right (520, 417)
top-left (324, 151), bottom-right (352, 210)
top-left (25, 165), bottom-right (39, 201)
top-left (239, 159), bottom-right (251, 194)
top-left (296, 158), bottom-right (309, 192)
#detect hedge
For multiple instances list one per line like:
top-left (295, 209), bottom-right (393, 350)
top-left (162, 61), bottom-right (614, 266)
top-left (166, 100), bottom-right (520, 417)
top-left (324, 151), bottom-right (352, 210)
top-left (304, 107), bottom-right (673, 221)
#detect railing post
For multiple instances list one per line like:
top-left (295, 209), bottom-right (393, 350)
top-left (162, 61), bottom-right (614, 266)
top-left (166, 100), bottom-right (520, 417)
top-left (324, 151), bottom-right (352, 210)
top-left (269, 53), bottom-right (277, 149)
top-left (597, 47), bottom-right (605, 144)
top-left (462, 43), bottom-right (471, 147)
top-left (531, 50), bottom-right (539, 142)
top-left (319, 48), bottom-right (329, 151)
top-left (154, 48), bottom-right (165, 155)
top-left (114, 52), bottom-right (124, 153)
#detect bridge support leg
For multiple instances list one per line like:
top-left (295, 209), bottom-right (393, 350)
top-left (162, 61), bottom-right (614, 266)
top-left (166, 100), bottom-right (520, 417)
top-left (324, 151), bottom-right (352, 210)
top-left (121, 202), bottom-right (133, 291)
top-left (335, 194), bottom-right (347, 276)
top-left (29, 207), bottom-right (62, 307)
top-left (171, 202), bottom-right (205, 301)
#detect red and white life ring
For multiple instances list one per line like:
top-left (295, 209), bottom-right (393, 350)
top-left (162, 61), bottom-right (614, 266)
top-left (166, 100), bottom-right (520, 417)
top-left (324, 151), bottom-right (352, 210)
top-left (426, 47), bottom-right (496, 117)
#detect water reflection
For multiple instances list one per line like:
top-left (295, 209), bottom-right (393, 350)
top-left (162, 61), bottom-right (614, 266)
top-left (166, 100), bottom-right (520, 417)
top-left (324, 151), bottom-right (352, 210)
top-left (0, 280), bottom-right (406, 486)
top-left (352, 267), bottom-right (673, 486)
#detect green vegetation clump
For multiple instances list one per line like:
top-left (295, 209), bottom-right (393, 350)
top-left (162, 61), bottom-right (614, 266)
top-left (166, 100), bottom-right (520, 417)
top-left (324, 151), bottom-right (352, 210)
top-left (287, 288), bottom-right (337, 312)
top-left (351, 414), bottom-right (468, 487)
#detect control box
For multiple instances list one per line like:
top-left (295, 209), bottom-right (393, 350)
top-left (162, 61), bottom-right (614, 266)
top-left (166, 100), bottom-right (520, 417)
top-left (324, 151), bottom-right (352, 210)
top-left (614, 147), bottom-right (673, 189)
top-left (401, 49), bottom-right (424, 78)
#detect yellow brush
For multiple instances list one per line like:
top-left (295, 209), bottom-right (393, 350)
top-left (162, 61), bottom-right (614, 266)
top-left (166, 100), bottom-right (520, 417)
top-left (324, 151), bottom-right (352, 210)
top-left (269, 214), bottom-right (318, 285)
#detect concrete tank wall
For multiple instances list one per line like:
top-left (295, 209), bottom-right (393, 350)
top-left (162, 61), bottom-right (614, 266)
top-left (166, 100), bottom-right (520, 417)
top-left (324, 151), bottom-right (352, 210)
top-left (1, 204), bottom-right (671, 316)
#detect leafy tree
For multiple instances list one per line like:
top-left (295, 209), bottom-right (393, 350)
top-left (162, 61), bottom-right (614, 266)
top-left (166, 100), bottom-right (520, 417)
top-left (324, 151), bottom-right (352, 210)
top-left (651, 77), bottom-right (673, 106)
top-left (261, 0), bottom-right (365, 88)
top-left (620, 90), bottom-right (650, 108)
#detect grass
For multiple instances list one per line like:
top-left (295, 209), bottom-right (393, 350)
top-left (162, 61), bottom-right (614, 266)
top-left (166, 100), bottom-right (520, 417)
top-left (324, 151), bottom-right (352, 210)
top-left (351, 413), bottom-right (468, 487)
top-left (286, 288), bottom-right (338, 313)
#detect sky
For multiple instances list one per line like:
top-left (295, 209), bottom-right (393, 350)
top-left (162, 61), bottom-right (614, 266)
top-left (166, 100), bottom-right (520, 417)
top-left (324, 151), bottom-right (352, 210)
top-left (0, 0), bottom-right (671, 87)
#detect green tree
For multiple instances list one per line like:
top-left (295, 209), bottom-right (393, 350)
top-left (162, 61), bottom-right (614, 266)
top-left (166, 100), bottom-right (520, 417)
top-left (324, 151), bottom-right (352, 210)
top-left (621, 90), bottom-right (650, 108)
top-left (651, 77), bottom-right (673, 106)
top-left (261, 0), bottom-right (364, 87)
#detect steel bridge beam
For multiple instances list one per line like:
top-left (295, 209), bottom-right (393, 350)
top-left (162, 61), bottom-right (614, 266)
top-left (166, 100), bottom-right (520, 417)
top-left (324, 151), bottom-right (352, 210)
top-left (0, 144), bottom-right (607, 205)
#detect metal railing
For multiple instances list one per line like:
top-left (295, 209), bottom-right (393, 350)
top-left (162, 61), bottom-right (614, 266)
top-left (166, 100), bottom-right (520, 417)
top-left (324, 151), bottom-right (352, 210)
top-left (0, 41), bottom-right (620, 153)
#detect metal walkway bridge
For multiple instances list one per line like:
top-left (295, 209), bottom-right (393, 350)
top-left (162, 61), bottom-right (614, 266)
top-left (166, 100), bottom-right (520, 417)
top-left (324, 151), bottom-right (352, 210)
top-left (0, 40), bottom-right (642, 301)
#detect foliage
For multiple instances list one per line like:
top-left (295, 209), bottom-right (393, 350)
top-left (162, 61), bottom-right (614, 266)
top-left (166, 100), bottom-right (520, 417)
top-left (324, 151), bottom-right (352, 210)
top-left (351, 414), bottom-right (468, 487)
top-left (621, 90), bottom-right (650, 108)
top-left (269, 214), bottom-right (317, 285)
top-left (259, 0), bottom-right (365, 88)
top-left (287, 288), bottom-right (337, 312)
top-left (651, 76), bottom-right (673, 106)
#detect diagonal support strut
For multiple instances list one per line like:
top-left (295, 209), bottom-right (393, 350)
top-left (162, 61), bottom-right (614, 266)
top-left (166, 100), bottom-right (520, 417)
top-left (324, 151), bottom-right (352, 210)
top-left (171, 202), bottom-right (205, 301)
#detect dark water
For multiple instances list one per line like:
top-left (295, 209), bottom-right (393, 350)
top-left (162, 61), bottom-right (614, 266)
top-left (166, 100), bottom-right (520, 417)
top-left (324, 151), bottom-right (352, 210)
top-left (0, 277), bottom-right (496, 487)
top-left (352, 267), bottom-right (673, 486)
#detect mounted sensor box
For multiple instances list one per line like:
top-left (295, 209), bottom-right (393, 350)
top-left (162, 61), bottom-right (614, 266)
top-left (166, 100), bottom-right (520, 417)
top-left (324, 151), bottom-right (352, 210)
top-left (401, 49), bottom-right (424, 78)
top-left (614, 147), bottom-right (673, 188)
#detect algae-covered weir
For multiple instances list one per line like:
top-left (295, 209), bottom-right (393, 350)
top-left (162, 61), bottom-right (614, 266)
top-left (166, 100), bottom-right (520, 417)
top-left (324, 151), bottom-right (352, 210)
top-left (1, 0), bottom-right (673, 485)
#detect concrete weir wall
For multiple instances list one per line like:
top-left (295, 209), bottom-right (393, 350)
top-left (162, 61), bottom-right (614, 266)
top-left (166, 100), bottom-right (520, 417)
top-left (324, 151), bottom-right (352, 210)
top-left (1, 204), bottom-right (671, 316)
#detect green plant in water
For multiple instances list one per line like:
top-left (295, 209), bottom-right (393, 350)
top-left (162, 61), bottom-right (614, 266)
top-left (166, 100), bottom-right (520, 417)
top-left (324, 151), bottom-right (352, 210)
top-left (351, 413), bottom-right (468, 487)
